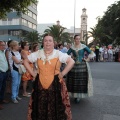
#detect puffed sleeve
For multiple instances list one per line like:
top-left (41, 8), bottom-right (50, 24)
top-left (58, 51), bottom-right (71, 64)
top-left (27, 50), bottom-right (40, 63)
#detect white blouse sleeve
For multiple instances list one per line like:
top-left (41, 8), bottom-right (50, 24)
top-left (58, 51), bottom-right (71, 64)
top-left (27, 50), bottom-right (40, 63)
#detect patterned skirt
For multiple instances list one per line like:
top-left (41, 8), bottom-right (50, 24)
top-left (66, 62), bottom-right (93, 98)
top-left (27, 74), bottom-right (72, 120)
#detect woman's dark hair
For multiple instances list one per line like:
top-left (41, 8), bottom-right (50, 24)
top-left (58, 43), bottom-right (63, 48)
top-left (43, 33), bottom-right (54, 40)
top-left (21, 41), bottom-right (29, 49)
top-left (32, 44), bottom-right (38, 52)
top-left (74, 35), bottom-right (79, 39)
top-left (33, 42), bottom-right (38, 46)
top-left (7, 40), bottom-right (13, 47)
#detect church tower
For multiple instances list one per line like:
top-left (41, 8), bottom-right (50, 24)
top-left (81, 8), bottom-right (88, 41)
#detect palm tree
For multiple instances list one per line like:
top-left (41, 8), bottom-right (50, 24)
top-left (44, 25), bottom-right (71, 43)
top-left (24, 31), bottom-right (42, 43)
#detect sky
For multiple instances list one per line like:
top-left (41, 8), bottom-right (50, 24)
top-left (37, 0), bottom-right (119, 30)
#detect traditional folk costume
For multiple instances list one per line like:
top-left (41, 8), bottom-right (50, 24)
top-left (27, 49), bottom-right (72, 120)
top-left (67, 44), bottom-right (93, 100)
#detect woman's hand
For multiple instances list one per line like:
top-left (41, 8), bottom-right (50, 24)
top-left (32, 72), bottom-right (37, 80)
top-left (19, 59), bottom-right (23, 64)
top-left (58, 72), bottom-right (64, 83)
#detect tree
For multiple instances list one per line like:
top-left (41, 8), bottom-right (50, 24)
top-left (24, 31), bottom-right (42, 43)
top-left (0, 0), bottom-right (37, 19)
top-left (44, 25), bottom-right (71, 43)
top-left (91, 1), bottom-right (120, 45)
top-left (87, 27), bottom-right (101, 44)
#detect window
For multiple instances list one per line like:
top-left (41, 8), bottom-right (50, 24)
top-left (32, 24), bottom-right (37, 30)
top-left (8, 18), bottom-right (12, 25)
top-left (31, 3), bottom-right (37, 9)
top-left (12, 18), bottom-right (20, 25)
top-left (2, 19), bottom-right (7, 25)
top-left (28, 10), bottom-right (32, 17)
top-left (22, 18), bottom-right (28, 26)
top-left (33, 13), bottom-right (37, 20)
top-left (0, 30), bottom-right (8, 35)
top-left (28, 21), bottom-right (32, 28)
top-left (9, 30), bottom-right (20, 36)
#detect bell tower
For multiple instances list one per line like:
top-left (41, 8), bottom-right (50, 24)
top-left (81, 8), bottom-right (88, 41)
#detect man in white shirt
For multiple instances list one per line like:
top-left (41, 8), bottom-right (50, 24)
top-left (0, 41), bottom-right (9, 110)
top-left (99, 46), bottom-right (104, 61)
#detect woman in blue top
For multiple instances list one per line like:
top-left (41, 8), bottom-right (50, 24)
top-left (67, 35), bottom-right (93, 103)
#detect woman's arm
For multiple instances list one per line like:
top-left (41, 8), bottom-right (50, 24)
top-left (12, 56), bottom-right (22, 64)
top-left (23, 58), bottom-right (36, 78)
top-left (67, 48), bottom-right (72, 55)
top-left (21, 50), bottom-right (27, 59)
top-left (84, 46), bottom-right (91, 54)
top-left (5, 50), bottom-right (9, 62)
top-left (58, 57), bottom-right (75, 79)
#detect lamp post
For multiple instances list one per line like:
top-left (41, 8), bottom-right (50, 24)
top-left (74, 0), bottom-right (76, 36)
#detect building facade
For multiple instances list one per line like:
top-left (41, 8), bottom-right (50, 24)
top-left (64, 27), bottom-right (81, 38)
top-left (0, 3), bottom-right (37, 42)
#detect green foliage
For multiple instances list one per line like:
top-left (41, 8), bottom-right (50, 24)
top-left (89, 1), bottom-right (120, 45)
top-left (24, 31), bottom-right (42, 43)
top-left (0, 0), bottom-right (37, 19)
top-left (44, 25), bottom-right (71, 43)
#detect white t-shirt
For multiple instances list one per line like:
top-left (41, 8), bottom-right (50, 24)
top-left (9, 51), bottom-right (21, 70)
top-left (108, 49), bottom-right (113, 54)
top-left (99, 47), bottom-right (104, 53)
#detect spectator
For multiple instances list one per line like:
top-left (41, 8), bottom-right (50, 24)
top-left (95, 44), bottom-right (100, 62)
top-left (99, 46), bottom-right (104, 61)
top-left (5, 40), bottom-right (13, 94)
top-left (9, 40), bottom-right (23, 103)
top-left (21, 41), bottom-right (33, 97)
top-left (108, 48), bottom-right (113, 62)
top-left (103, 47), bottom-right (108, 62)
top-left (0, 41), bottom-right (9, 110)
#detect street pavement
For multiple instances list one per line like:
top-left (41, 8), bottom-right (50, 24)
top-left (0, 62), bottom-right (120, 120)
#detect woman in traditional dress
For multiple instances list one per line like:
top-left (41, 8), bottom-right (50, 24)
top-left (67, 35), bottom-right (94, 103)
top-left (23, 34), bottom-right (74, 120)
top-left (21, 41), bottom-right (33, 97)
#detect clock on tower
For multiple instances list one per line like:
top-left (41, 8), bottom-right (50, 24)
top-left (81, 25), bottom-right (86, 30)
top-left (82, 18), bottom-right (86, 24)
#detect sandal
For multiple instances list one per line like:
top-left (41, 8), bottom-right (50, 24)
top-left (23, 94), bottom-right (31, 97)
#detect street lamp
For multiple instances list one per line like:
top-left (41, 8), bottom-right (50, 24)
top-left (74, 0), bottom-right (76, 36)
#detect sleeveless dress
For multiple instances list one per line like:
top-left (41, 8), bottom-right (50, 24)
top-left (21, 50), bottom-right (33, 81)
top-left (27, 49), bottom-right (72, 120)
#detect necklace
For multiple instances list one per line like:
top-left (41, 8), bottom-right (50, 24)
top-left (43, 49), bottom-right (53, 64)
top-left (74, 44), bottom-right (81, 51)
top-left (44, 49), bottom-right (53, 55)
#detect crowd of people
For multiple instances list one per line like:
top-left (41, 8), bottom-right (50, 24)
top-left (90, 44), bottom-right (120, 62)
top-left (0, 40), bottom-right (40, 108)
top-left (0, 34), bottom-right (119, 119)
